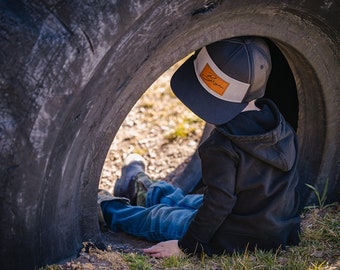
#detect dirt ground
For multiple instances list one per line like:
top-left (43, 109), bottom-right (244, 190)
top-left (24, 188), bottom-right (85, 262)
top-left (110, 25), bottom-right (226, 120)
top-left (99, 61), bottom-right (204, 194)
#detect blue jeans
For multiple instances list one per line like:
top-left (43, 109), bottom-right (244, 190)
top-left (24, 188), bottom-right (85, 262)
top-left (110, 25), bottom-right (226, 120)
top-left (101, 181), bottom-right (203, 242)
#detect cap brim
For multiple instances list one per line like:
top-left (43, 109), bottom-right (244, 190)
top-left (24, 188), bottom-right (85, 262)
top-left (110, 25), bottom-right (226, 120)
top-left (170, 55), bottom-right (248, 125)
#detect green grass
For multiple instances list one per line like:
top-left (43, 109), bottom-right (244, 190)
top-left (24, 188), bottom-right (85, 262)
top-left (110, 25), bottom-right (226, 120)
top-left (305, 179), bottom-right (330, 210)
top-left (165, 117), bottom-right (202, 142)
top-left (123, 253), bottom-right (152, 270)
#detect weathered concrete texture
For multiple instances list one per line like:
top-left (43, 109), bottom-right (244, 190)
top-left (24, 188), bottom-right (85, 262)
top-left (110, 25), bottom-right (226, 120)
top-left (0, 0), bottom-right (338, 269)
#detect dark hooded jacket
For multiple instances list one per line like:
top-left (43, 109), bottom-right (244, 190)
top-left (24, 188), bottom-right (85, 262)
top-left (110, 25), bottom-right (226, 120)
top-left (178, 98), bottom-right (301, 255)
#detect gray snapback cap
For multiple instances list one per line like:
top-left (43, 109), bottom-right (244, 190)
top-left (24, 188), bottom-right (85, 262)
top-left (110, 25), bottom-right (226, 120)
top-left (170, 37), bottom-right (272, 125)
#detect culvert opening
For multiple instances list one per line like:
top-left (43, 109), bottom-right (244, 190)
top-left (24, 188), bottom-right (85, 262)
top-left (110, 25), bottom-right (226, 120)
top-left (98, 37), bottom-right (299, 201)
top-left (265, 39), bottom-right (298, 130)
top-left (99, 59), bottom-right (205, 195)
top-left (97, 37), bottom-right (300, 243)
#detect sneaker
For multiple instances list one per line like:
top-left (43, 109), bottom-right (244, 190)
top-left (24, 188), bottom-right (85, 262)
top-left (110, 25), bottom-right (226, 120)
top-left (97, 189), bottom-right (130, 205)
top-left (114, 154), bottom-right (147, 203)
top-left (97, 189), bottom-right (130, 226)
top-left (134, 173), bottom-right (156, 206)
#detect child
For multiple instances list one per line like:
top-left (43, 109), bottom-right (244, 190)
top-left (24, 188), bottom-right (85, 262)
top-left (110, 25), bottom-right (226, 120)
top-left (98, 36), bottom-right (301, 258)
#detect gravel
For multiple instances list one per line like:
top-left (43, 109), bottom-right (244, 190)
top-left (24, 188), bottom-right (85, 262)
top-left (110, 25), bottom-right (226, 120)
top-left (99, 62), bottom-right (204, 194)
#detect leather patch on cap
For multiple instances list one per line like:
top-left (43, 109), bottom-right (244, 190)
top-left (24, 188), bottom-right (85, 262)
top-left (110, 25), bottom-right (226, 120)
top-left (200, 64), bottom-right (230, 96)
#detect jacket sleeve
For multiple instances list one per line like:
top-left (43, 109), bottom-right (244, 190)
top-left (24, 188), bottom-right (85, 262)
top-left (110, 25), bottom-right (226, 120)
top-left (178, 136), bottom-right (238, 254)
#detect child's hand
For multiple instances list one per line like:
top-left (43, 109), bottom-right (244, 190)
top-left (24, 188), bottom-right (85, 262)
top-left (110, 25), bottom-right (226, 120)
top-left (143, 240), bottom-right (183, 258)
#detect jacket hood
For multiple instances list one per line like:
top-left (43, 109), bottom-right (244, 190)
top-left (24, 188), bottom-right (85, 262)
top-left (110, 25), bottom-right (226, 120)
top-left (216, 99), bottom-right (297, 171)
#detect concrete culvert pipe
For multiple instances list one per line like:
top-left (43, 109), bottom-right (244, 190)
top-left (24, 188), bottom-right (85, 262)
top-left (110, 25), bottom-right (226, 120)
top-left (0, 1), bottom-right (338, 268)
